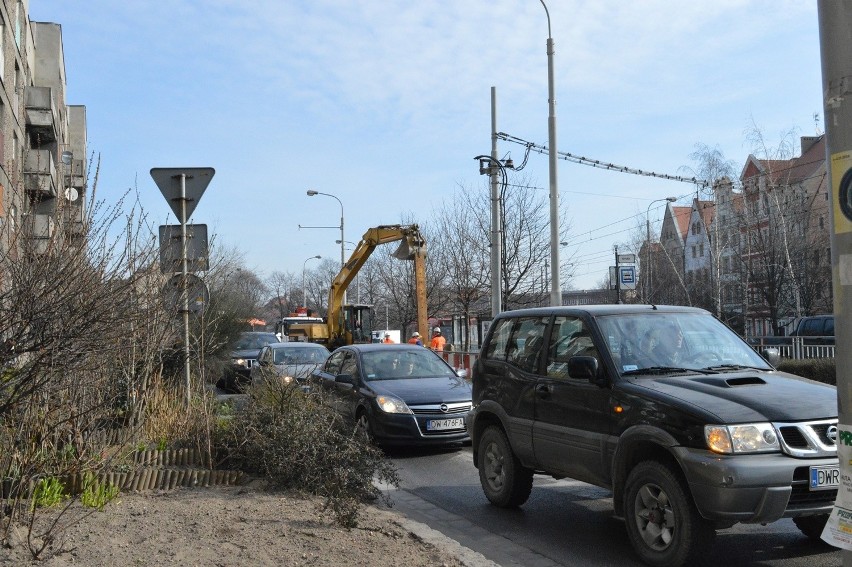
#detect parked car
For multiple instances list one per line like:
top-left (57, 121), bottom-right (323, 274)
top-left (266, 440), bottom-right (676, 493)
top-left (752, 314), bottom-right (835, 347)
top-left (217, 331), bottom-right (280, 393)
top-left (310, 344), bottom-right (471, 446)
top-left (250, 342), bottom-right (330, 389)
top-left (468, 305), bottom-right (838, 567)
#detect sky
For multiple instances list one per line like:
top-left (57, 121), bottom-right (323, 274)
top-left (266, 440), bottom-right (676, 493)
top-left (29, 1), bottom-right (824, 291)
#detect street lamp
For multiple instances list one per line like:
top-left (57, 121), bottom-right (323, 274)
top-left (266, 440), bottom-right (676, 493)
top-left (336, 239), bottom-right (361, 303)
top-left (540, 0), bottom-right (561, 306)
top-left (302, 255), bottom-right (321, 308)
top-left (646, 197), bottom-right (677, 302)
top-left (304, 190), bottom-right (346, 303)
top-left (475, 154), bottom-right (514, 317)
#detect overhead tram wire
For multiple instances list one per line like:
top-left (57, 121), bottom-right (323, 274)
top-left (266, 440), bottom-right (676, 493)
top-left (497, 132), bottom-right (711, 189)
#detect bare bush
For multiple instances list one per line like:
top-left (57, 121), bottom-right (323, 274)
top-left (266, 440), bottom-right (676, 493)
top-left (214, 380), bottom-right (400, 528)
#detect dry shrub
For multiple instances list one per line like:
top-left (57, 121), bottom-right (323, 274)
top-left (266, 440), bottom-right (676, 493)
top-left (214, 380), bottom-right (399, 528)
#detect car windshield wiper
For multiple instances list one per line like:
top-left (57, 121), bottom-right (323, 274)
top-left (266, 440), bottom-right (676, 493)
top-left (622, 366), bottom-right (719, 376)
top-left (703, 364), bottom-right (770, 372)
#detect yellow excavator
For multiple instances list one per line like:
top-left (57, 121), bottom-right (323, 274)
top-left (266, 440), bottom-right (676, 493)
top-left (288, 224), bottom-right (428, 348)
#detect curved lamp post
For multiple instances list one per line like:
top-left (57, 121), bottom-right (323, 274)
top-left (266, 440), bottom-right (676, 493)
top-left (336, 239), bottom-right (361, 303)
top-left (305, 190), bottom-right (346, 304)
top-left (646, 197), bottom-right (677, 301)
top-left (302, 255), bottom-right (321, 308)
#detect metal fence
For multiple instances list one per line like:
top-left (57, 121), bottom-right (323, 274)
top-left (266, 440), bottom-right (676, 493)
top-left (444, 336), bottom-right (836, 369)
top-left (747, 337), bottom-right (835, 360)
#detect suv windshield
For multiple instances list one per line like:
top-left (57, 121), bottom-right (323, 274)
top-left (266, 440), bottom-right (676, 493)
top-left (234, 333), bottom-right (278, 350)
top-left (596, 312), bottom-right (772, 375)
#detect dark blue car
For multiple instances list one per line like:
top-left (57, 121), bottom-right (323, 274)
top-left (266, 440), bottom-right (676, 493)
top-left (310, 344), bottom-right (471, 446)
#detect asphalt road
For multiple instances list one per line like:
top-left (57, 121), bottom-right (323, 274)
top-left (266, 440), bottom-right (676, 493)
top-left (382, 445), bottom-right (842, 567)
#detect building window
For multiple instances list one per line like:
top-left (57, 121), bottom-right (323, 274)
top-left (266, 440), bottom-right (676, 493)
top-left (819, 216), bottom-right (824, 229)
top-left (691, 246), bottom-right (697, 258)
top-left (699, 244), bottom-right (704, 257)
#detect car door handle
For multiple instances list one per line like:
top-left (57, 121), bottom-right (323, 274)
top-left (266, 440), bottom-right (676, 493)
top-left (535, 384), bottom-right (551, 398)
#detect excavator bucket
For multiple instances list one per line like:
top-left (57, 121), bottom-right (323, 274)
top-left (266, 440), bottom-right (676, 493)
top-left (392, 233), bottom-right (424, 260)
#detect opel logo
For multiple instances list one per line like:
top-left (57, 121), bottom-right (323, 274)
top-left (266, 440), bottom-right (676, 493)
top-left (440, 404), bottom-right (448, 413)
top-left (827, 425), bottom-right (838, 443)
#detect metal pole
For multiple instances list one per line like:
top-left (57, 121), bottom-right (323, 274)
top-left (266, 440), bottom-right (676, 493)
top-left (818, 3), bottom-right (852, 560)
top-left (490, 87), bottom-right (502, 317)
top-left (615, 246), bottom-right (622, 304)
top-left (180, 174), bottom-right (191, 406)
top-left (541, 0), bottom-right (561, 306)
top-left (646, 197), bottom-right (676, 302)
top-left (646, 216), bottom-right (652, 302)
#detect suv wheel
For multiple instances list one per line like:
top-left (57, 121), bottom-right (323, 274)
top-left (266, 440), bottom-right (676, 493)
top-left (477, 426), bottom-right (533, 507)
top-left (793, 514), bottom-right (829, 541)
top-left (624, 461), bottom-right (714, 567)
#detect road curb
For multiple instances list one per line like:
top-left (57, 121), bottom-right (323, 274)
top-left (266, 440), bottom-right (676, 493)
top-left (394, 515), bottom-right (500, 567)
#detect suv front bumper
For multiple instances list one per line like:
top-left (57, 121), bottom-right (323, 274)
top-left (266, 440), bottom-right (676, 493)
top-left (675, 447), bottom-right (837, 524)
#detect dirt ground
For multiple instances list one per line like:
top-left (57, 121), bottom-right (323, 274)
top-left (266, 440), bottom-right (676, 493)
top-left (0, 482), bottom-right (467, 566)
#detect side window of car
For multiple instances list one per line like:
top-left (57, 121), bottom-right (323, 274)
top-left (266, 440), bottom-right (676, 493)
top-left (546, 316), bottom-right (598, 379)
top-left (825, 317), bottom-right (834, 336)
top-left (324, 350), bottom-right (346, 375)
top-left (484, 318), bottom-right (513, 361)
top-left (339, 352), bottom-right (358, 378)
top-left (506, 317), bottom-right (549, 374)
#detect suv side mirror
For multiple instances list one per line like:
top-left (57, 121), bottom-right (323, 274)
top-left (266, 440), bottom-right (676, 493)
top-left (568, 356), bottom-right (605, 386)
top-left (760, 348), bottom-right (781, 367)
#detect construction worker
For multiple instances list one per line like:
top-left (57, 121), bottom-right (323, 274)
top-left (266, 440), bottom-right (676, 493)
top-left (407, 331), bottom-right (423, 346)
top-left (430, 327), bottom-right (446, 351)
top-left (382, 332), bottom-right (394, 344)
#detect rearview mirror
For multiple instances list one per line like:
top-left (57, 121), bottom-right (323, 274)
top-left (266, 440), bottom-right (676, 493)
top-left (760, 348), bottom-right (781, 367)
top-left (335, 373), bottom-right (356, 386)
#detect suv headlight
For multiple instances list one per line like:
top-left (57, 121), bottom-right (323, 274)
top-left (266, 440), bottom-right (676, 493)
top-left (375, 395), bottom-right (412, 414)
top-left (705, 423), bottom-right (779, 454)
top-left (233, 358), bottom-right (247, 368)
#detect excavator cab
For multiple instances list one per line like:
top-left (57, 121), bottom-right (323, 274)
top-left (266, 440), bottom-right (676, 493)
top-left (339, 304), bottom-right (373, 347)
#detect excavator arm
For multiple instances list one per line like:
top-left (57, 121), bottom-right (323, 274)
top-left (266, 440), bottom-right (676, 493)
top-left (327, 224), bottom-right (427, 345)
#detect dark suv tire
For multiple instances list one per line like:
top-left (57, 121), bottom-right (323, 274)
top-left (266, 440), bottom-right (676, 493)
top-left (624, 461), bottom-right (715, 567)
top-left (793, 514), bottom-right (829, 541)
top-left (477, 425), bottom-right (533, 508)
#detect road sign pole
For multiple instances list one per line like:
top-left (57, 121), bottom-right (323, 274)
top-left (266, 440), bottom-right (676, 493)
top-left (180, 174), bottom-right (191, 406)
top-left (151, 167), bottom-right (214, 407)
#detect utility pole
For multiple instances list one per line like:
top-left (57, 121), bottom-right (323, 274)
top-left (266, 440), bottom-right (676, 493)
top-left (817, 1), bottom-right (852, 557)
top-left (490, 87), bottom-right (502, 317)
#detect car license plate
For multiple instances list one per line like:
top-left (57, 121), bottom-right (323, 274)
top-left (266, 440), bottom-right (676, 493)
top-left (427, 417), bottom-right (464, 431)
top-left (810, 464), bottom-right (840, 491)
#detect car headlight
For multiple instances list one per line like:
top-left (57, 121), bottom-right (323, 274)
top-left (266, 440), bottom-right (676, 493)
top-left (233, 358), bottom-right (247, 368)
top-left (282, 375), bottom-right (294, 385)
top-left (705, 423), bottom-right (779, 454)
top-left (375, 395), bottom-right (412, 414)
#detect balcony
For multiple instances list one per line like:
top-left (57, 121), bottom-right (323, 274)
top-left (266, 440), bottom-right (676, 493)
top-left (22, 213), bottom-right (55, 254)
top-left (65, 157), bottom-right (86, 189)
top-left (63, 202), bottom-right (86, 236)
top-left (24, 86), bottom-right (58, 144)
top-left (23, 150), bottom-right (57, 198)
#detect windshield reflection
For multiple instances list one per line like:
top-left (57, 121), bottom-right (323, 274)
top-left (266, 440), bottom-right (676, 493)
top-left (595, 312), bottom-right (772, 375)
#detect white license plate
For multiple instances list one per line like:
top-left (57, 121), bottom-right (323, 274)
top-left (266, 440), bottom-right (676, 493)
top-left (810, 465), bottom-right (839, 491)
top-left (426, 417), bottom-right (464, 431)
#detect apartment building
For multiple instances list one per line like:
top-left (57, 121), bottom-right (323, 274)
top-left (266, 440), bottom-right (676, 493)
top-left (0, 1), bottom-right (86, 255)
top-left (646, 135), bottom-right (830, 337)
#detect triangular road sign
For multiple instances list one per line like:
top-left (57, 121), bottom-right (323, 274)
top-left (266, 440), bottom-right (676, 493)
top-left (151, 167), bottom-right (215, 221)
